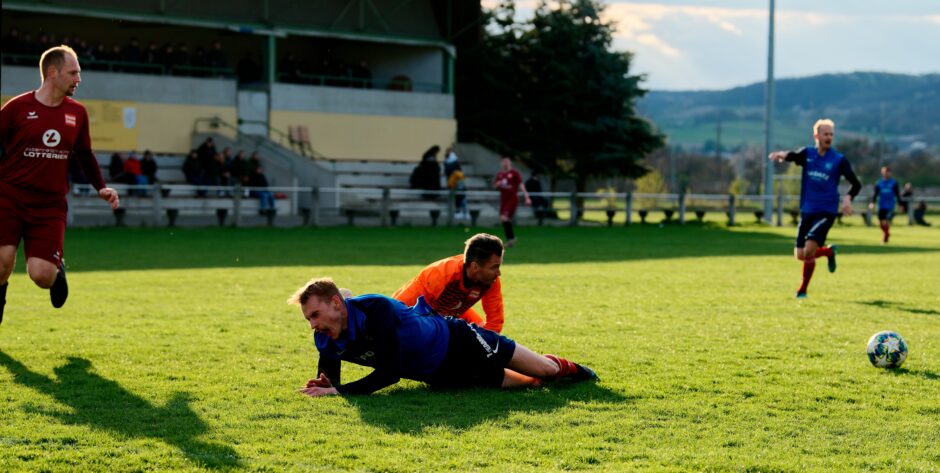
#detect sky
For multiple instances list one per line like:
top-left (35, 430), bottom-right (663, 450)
top-left (483, 1), bottom-right (940, 91)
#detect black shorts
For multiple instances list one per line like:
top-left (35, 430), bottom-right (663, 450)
top-left (426, 317), bottom-right (517, 389)
top-left (795, 212), bottom-right (836, 248)
top-left (877, 209), bottom-right (894, 221)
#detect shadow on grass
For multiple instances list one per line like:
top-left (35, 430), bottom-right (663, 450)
top-left (41, 225), bottom-right (940, 272)
top-left (347, 382), bottom-right (633, 434)
top-left (856, 300), bottom-right (940, 316)
top-left (888, 367), bottom-right (940, 381)
top-left (0, 351), bottom-right (240, 469)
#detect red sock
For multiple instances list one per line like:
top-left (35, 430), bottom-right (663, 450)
top-left (544, 354), bottom-right (577, 380)
top-left (798, 257), bottom-right (816, 293)
top-left (815, 246), bottom-right (832, 258)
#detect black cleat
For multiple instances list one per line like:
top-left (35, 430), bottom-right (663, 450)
top-left (828, 245), bottom-right (838, 273)
top-left (571, 363), bottom-right (600, 382)
top-left (50, 262), bottom-right (69, 309)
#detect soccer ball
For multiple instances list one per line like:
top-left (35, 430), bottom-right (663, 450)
top-left (866, 331), bottom-right (908, 369)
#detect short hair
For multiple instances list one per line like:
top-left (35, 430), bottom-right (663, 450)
top-left (881, 165), bottom-right (891, 172)
top-left (464, 233), bottom-right (504, 266)
top-left (287, 277), bottom-right (341, 306)
top-left (813, 119), bottom-right (835, 135)
top-left (39, 45), bottom-right (78, 81)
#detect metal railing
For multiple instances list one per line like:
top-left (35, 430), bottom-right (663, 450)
top-left (67, 184), bottom-right (940, 229)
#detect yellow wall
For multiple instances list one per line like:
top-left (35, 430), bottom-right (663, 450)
top-left (269, 110), bottom-right (456, 162)
top-left (2, 95), bottom-right (235, 154)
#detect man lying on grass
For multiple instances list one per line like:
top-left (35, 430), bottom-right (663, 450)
top-left (288, 277), bottom-right (597, 396)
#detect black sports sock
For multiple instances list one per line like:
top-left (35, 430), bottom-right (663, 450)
top-left (0, 282), bottom-right (7, 324)
top-left (502, 221), bottom-right (515, 240)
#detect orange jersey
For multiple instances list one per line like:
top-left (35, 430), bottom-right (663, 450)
top-left (392, 254), bottom-right (505, 333)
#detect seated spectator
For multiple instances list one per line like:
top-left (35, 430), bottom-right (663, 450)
top-left (207, 40), bottom-right (227, 74)
top-left (141, 149), bottom-right (158, 185)
top-left (410, 146), bottom-right (442, 200)
top-left (182, 150), bottom-right (206, 197)
top-left (247, 151), bottom-right (262, 176)
top-left (227, 150), bottom-right (249, 185)
top-left (123, 151), bottom-right (147, 195)
top-left (109, 152), bottom-right (127, 183)
top-left (350, 59), bottom-right (373, 88)
top-left (246, 167), bottom-right (275, 214)
top-left (173, 43), bottom-right (191, 76)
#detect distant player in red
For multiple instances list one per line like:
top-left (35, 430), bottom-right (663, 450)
top-left (0, 45), bottom-right (120, 323)
top-left (493, 157), bottom-right (531, 247)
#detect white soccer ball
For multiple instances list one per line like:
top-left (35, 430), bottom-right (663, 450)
top-left (866, 331), bottom-right (908, 369)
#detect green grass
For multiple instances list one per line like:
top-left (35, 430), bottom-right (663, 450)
top-left (1, 223), bottom-right (938, 471)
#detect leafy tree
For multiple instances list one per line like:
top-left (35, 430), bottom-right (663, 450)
top-left (461, 0), bottom-right (663, 191)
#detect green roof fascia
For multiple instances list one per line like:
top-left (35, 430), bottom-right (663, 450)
top-left (2, 1), bottom-right (455, 55)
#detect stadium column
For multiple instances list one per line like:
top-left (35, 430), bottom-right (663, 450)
top-left (266, 35), bottom-right (276, 86)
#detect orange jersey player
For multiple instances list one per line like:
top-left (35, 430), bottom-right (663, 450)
top-left (392, 233), bottom-right (506, 333)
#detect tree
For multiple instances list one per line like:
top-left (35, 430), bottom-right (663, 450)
top-left (460, 0), bottom-right (663, 191)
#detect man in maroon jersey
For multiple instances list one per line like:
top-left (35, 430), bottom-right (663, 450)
top-left (0, 45), bottom-right (120, 323)
top-left (493, 156), bottom-right (530, 248)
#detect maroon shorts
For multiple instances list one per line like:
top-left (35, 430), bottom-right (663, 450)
top-left (0, 182), bottom-right (67, 265)
top-left (499, 195), bottom-right (519, 219)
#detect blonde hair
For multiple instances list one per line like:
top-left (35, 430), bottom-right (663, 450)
top-left (813, 119), bottom-right (835, 135)
top-left (39, 45), bottom-right (78, 81)
top-left (287, 277), bottom-right (341, 306)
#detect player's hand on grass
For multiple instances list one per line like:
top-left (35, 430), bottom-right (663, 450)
top-left (298, 373), bottom-right (338, 396)
top-left (306, 373), bottom-right (333, 388)
top-left (99, 187), bottom-right (120, 209)
top-left (841, 196), bottom-right (854, 216)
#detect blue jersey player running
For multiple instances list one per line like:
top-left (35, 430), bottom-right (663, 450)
top-left (769, 119), bottom-right (862, 299)
top-left (868, 165), bottom-right (902, 244)
top-left (288, 278), bottom-right (597, 396)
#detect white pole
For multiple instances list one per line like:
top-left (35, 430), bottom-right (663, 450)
top-left (763, 0), bottom-right (776, 223)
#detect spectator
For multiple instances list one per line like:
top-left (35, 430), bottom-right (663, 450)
top-left (141, 149), bottom-right (158, 185)
top-left (123, 151), bottom-right (147, 195)
top-left (448, 164), bottom-right (469, 220)
top-left (526, 170), bottom-right (550, 217)
top-left (350, 59), bottom-right (373, 88)
top-left (227, 150), bottom-right (249, 184)
top-left (182, 150), bottom-right (206, 197)
top-left (247, 151), bottom-right (262, 176)
top-left (173, 43), bottom-right (191, 76)
top-left (899, 182), bottom-right (913, 215)
top-left (204, 152), bottom-right (225, 191)
top-left (279, 53), bottom-right (303, 83)
top-left (143, 41), bottom-right (160, 67)
top-left (68, 154), bottom-right (91, 196)
top-left (109, 44), bottom-right (123, 71)
top-left (206, 40), bottom-right (227, 73)
top-left (410, 146), bottom-right (442, 200)
top-left (443, 147), bottom-right (459, 180)
top-left (914, 201), bottom-right (931, 226)
top-left (109, 152), bottom-right (127, 183)
top-left (160, 43), bottom-right (176, 75)
top-left (191, 46), bottom-right (208, 76)
top-left (246, 166), bottom-right (275, 214)
top-left (196, 137), bottom-right (217, 168)
top-left (122, 37), bottom-right (142, 67)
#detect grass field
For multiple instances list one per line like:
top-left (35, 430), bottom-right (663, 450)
top-left (1, 222), bottom-right (938, 471)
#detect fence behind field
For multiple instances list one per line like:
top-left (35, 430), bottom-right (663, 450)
top-left (67, 184), bottom-right (940, 228)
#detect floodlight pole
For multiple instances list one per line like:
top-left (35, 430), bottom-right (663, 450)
top-left (763, 0), bottom-right (776, 223)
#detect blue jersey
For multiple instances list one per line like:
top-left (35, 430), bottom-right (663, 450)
top-left (873, 178), bottom-right (899, 210)
top-left (315, 294), bottom-right (450, 394)
top-left (785, 147), bottom-right (862, 214)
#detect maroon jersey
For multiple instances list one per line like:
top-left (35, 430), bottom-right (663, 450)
top-left (494, 168), bottom-right (522, 201)
top-left (1, 91), bottom-right (105, 202)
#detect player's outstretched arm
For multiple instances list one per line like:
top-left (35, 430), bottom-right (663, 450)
top-left (99, 187), bottom-right (120, 209)
top-left (768, 151), bottom-right (788, 163)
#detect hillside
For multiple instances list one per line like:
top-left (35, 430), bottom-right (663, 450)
top-left (638, 72), bottom-right (940, 150)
